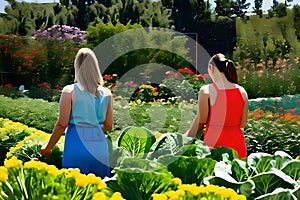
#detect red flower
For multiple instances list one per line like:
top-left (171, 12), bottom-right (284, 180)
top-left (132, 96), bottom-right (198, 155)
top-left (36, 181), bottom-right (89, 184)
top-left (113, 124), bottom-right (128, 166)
top-left (198, 75), bottom-right (204, 80)
top-left (103, 75), bottom-right (113, 80)
top-left (5, 83), bottom-right (13, 88)
top-left (178, 68), bottom-right (194, 75)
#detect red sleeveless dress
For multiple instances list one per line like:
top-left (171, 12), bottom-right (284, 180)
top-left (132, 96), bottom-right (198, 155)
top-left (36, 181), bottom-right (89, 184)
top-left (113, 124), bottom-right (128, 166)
top-left (203, 83), bottom-right (247, 158)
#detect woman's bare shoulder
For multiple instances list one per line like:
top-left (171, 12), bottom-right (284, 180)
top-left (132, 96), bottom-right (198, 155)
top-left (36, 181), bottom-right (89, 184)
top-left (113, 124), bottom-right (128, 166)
top-left (62, 84), bottom-right (74, 93)
top-left (236, 84), bottom-right (248, 99)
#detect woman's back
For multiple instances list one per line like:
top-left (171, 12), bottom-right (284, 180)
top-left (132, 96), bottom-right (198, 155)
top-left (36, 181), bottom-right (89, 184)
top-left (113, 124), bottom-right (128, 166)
top-left (203, 82), bottom-right (247, 158)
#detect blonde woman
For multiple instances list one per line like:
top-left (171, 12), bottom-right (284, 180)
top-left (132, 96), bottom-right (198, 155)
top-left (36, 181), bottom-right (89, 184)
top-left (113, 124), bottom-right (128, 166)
top-left (41, 48), bottom-right (113, 178)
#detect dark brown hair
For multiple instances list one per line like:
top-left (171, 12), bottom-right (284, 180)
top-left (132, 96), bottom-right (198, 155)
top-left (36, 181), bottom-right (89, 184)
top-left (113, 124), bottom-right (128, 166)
top-left (209, 53), bottom-right (238, 84)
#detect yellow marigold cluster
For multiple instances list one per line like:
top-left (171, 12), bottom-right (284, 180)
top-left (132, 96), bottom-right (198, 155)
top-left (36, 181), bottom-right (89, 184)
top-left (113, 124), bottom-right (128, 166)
top-left (24, 160), bottom-right (63, 176)
top-left (0, 166), bottom-right (8, 182)
top-left (139, 84), bottom-right (155, 90)
top-left (63, 168), bottom-right (107, 189)
top-left (92, 191), bottom-right (124, 200)
top-left (4, 156), bottom-right (23, 168)
top-left (6, 126), bottom-right (64, 158)
top-left (152, 181), bottom-right (246, 200)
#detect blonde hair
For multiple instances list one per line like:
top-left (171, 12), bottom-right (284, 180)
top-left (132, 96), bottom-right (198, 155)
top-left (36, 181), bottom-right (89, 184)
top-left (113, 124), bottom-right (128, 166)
top-left (74, 48), bottom-right (104, 95)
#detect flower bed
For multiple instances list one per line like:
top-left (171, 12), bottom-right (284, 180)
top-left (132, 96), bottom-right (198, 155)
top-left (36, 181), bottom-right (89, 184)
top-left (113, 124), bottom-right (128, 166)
top-left (1, 121), bottom-right (299, 199)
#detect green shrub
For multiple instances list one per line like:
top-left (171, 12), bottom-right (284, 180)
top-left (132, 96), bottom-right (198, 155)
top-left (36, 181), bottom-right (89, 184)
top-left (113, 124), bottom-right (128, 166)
top-left (244, 118), bottom-right (300, 158)
top-left (0, 95), bottom-right (57, 133)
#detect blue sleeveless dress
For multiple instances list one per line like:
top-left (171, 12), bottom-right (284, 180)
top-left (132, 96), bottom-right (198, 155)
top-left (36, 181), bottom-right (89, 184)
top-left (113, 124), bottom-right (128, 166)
top-left (62, 83), bottom-right (111, 178)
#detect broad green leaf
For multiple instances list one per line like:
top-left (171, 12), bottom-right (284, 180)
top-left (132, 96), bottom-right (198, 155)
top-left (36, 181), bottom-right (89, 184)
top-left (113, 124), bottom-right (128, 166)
top-left (207, 146), bottom-right (239, 162)
top-left (231, 159), bottom-right (250, 182)
top-left (108, 158), bottom-right (173, 200)
top-left (117, 126), bottom-right (155, 158)
top-left (176, 140), bottom-right (210, 158)
top-left (292, 186), bottom-right (300, 199)
top-left (157, 155), bottom-right (216, 185)
top-left (271, 151), bottom-right (293, 169)
top-left (247, 152), bottom-right (273, 174)
top-left (119, 157), bottom-right (167, 172)
top-left (251, 170), bottom-right (297, 196)
top-left (281, 160), bottom-right (300, 182)
top-left (204, 159), bottom-right (256, 197)
top-left (146, 132), bottom-right (194, 159)
top-left (255, 188), bottom-right (297, 200)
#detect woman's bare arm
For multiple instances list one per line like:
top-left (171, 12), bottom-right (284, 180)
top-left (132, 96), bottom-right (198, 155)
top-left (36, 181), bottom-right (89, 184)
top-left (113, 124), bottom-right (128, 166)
top-left (185, 86), bottom-right (209, 137)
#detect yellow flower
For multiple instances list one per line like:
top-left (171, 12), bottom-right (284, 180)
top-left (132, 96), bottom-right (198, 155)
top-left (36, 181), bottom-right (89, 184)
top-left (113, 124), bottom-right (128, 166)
top-left (266, 114), bottom-right (273, 118)
top-left (45, 165), bottom-right (62, 176)
top-left (152, 193), bottom-right (168, 200)
top-left (4, 156), bottom-right (22, 168)
top-left (200, 197), bottom-right (207, 200)
top-left (97, 181), bottom-right (107, 190)
top-left (92, 192), bottom-right (107, 200)
top-left (75, 175), bottom-right (89, 188)
top-left (165, 190), bottom-right (179, 199)
top-left (109, 192), bottom-right (124, 200)
top-left (0, 166), bottom-right (8, 182)
top-left (112, 74), bottom-right (118, 77)
top-left (136, 99), bottom-right (142, 104)
top-left (175, 189), bottom-right (185, 196)
top-left (172, 177), bottom-right (182, 185)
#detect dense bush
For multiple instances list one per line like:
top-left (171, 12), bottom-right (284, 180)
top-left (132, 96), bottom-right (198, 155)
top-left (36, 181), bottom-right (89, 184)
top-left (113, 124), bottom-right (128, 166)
top-left (86, 20), bottom-right (190, 76)
top-left (0, 95), bottom-right (57, 133)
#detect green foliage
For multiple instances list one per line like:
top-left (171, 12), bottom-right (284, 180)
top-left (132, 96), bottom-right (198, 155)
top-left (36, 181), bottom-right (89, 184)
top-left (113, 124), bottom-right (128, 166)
top-left (0, 127), bottom-right (31, 166)
top-left (13, 143), bottom-right (62, 169)
top-left (235, 9), bottom-right (300, 63)
top-left (0, 86), bottom-right (25, 99)
top-left (275, 3), bottom-right (287, 18)
top-left (0, 95), bottom-right (58, 133)
top-left (107, 158), bottom-right (174, 200)
top-left (146, 132), bottom-right (195, 159)
top-left (293, 5), bottom-right (300, 41)
top-left (204, 151), bottom-right (299, 199)
top-left (86, 21), bottom-right (190, 76)
top-left (244, 119), bottom-right (300, 158)
top-left (255, 188), bottom-right (298, 200)
top-left (158, 155), bottom-right (216, 185)
top-left (3, 2), bottom-right (77, 36)
top-left (117, 126), bottom-right (156, 158)
top-left (237, 64), bottom-right (299, 98)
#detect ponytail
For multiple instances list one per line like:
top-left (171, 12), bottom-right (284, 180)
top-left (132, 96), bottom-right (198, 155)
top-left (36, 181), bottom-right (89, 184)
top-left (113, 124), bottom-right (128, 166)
top-left (224, 60), bottom-right (238, 84)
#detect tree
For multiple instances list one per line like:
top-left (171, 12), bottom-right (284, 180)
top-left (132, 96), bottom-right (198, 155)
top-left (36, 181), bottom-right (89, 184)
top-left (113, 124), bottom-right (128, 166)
top-left (253, 0), bottom-right (263, 17)
top-left (232, 0), bottom-right (251, 18)
top-left (214, 0), bottom-right (234, 18)
top-left (275, 3), bottom-right (287, 17)
top-left (272, 0), bottom-right (279, 11)
top-left (190, 0), bottom-right (212, 23)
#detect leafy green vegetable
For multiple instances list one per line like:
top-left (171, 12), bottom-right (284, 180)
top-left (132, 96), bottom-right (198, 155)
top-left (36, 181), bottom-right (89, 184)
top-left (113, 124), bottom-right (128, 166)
top-left (281, 160), bottom-right (300, 182)
top-left (158, 155), bottom-right (216, 185)
top-left (107, 158), bottom-right (174, 200)
top-left (255, 188), bottom-right (298, 200)
top-left (117, 126), bottom-right (155, 158)
top-left (251, 170), bottom-right (297, 196)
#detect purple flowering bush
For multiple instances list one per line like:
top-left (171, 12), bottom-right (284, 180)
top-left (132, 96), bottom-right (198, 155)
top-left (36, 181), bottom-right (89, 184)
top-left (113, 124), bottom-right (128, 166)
top-left (34, 25), bottom-right (87, 43)
top-left (31, 25), bottom-right (86, 88)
